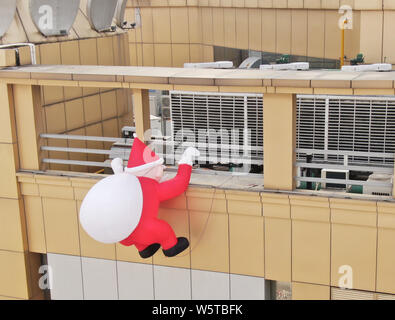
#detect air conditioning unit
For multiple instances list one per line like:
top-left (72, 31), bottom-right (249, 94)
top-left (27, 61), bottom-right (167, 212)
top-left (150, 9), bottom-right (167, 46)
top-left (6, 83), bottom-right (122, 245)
top-left (321, 169), bottom-right (350, 191)
top-left (341, 63), bottom-right (392, 72)
top-left (260, 62), bottom-right (309, 71)
top-left (183, 61), bottom-right (233, 69)
top-left (363, 173), bottom-right (393, 196)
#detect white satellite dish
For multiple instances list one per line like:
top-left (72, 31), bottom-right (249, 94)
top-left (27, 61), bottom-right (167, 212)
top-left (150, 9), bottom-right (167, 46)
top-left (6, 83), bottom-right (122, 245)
top-left (0, 0), bottom-right (17, 39)
top-left (29, 0), bottom-right (80, 36)
top-left (115, 0), bottom-right (128, 28)
top-left (87, 0), bottom-right (118, 32)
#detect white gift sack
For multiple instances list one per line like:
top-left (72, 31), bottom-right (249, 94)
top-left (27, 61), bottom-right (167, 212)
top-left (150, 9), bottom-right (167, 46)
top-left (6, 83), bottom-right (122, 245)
top-left (79, 173), bottom-right (143, 244)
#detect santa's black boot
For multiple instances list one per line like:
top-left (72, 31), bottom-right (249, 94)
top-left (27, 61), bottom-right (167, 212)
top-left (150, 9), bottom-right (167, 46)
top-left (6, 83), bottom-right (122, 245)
top-left (162, 237), bottom-right (189, 257)
top-left (139, 243), bottom-right (161, 259)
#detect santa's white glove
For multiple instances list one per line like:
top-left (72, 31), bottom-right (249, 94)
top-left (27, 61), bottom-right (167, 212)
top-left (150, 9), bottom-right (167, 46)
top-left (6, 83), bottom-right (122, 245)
top-left (178, 147), bottom-right (200, 166)
top-left (111, 158), bottom-right (124, 174)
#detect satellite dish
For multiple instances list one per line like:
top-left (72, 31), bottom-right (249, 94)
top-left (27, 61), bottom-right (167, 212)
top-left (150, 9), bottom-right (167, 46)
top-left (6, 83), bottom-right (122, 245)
top-left (115, 0), bottom-right (127, 28)
top-left (29, 0), bottom-right (80, 37)
top-left (0, 0), bottom-right (17, 39)
top-left (87, 0), bottom-right (118, 32)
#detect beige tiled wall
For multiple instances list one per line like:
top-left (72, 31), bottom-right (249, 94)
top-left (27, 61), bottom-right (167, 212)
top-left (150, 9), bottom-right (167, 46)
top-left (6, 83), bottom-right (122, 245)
top-left (15, 171), bottom-right (395, 299)
top-left (35, 34), bottom-right (133, 172)
top-left (126, 1), bottom-right (395, 66)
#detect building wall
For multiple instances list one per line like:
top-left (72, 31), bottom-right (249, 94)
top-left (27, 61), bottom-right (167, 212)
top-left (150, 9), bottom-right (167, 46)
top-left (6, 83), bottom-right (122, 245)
top-left (126, 0), bottom-right (395, 66)
top-left (9, 172), bottom-right (395, 300)
top-left (35, 35), bottom-right (133, 173)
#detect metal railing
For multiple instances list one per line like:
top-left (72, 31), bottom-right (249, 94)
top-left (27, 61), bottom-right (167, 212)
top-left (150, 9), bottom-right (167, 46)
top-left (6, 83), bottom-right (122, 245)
top-left (40, 134), bottom-right (264, 168)
top-left (295, 148), bottom-right (394, 190)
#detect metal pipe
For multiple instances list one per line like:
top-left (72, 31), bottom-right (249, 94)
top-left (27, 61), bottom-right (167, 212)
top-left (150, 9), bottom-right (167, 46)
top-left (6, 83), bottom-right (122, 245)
top-left (0, 43), bottom-right (36, 64)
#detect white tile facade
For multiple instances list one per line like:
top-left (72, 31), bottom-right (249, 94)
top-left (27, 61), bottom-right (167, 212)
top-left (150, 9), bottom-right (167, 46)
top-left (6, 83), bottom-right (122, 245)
top-left (48, 254), bottom-right (266, 300)
top-left (153, 265), bottom-right (192, 300)
top-left (191, 269), bottom-right (230, 300)
top-left (81, 256), bottom-right (118, 300)
top-left (117, 261), bottom-right (154, 300)
top-left (230, 274), bottom-right (266, 300)
top-left (47, 253), bottom-right (84, 300)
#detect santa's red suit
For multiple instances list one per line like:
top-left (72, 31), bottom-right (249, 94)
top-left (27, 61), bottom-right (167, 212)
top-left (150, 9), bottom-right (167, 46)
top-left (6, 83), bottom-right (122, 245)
top-left (113, 137), bottom-right (199, 258)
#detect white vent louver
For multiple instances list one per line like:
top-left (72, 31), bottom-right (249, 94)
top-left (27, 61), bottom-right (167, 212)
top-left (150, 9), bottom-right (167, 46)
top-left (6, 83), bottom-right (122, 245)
top-left (170, 91), bottom-right (263, 166)
top-left (297, 95), bottom-right (395, 166)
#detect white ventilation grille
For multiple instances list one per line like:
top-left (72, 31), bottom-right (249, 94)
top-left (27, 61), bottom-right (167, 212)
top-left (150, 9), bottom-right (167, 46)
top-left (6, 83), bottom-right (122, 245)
top-left (170, 91), bottom-right (263, 165)
top-left (297, 95), bottom-right (395, 166)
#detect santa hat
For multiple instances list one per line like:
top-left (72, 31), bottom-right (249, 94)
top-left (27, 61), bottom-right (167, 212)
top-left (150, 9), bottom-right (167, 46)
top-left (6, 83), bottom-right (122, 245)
top-left (124, 135), bottom-right (164, 173)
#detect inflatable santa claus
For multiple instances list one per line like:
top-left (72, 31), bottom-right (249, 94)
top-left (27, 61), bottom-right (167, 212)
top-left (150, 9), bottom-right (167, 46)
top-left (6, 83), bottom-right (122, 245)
top-left (79, 136), bottom-right (200, 258)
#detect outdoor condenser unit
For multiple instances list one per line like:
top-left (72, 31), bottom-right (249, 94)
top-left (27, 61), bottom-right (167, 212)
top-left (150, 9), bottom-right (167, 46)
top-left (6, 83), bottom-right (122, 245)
top-left (363, 173), bottom-right (393, 196)
top-left (169, 91), bottom-right (264, 168)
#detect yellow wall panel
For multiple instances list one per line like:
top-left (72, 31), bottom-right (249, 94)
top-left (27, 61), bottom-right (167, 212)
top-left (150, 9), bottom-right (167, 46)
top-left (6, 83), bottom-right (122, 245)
top-left (172, 44), bottom-right (190, 67)
top-left (292, 282), bottom-right (330, 300)
top-left (39, 42), bottom-right (64, 105)
top-left (154, 44), bottom-right (173, 67)
top-left (236, 8), bottom-right (249, 50)
top-left (288, 0), bottom-right (304, 8)
top-left (202, 8), bottom-right (214, 45)
top-left (42, 198), bottom-right (80, 255)
top-left (102, 118), bottom-right (119, 149)
top-left (136, 43), bottom-right (143, 66)
top-left (203, 45), bottom-right (214, 62)
top-left (171, 7), bottom-right (190, 43)
top-left (324, 10), bottom-right (342, 60)
top-left (60, 40), bottom-right (83, 101)
top-left (276, 9), bottom-right (291, 54)
top-left (187, 188), bottom-right (227, 214)
top-left (233, 0), bottom-right (245, 7)
top-left (153, 208), bottom-right (191, 268)
top-left (85, 123), bottom-right (105, 165)
top-left (129, 43), bottom-right (138, 66)
top-left (377, 228), bottom-right (395, 294)
top-left (65, 99), bottom-right (85, 131)
top-left (190, 211), bottom-right (229, 273)
top-left (83, 95), bottom-right (102, 125)
top-left (45, 103), bottom-right (66, 133)
top-left (261, 9), bottom-right (276, 53)
top-left (0, 85), bottom-right (16, 144)
top-left (188, 7), bottom-right (202, 44)
top-left (213, 8), bottom-right (225, 47)
top-left (258, 0), bottom-right (273, 7)
top-left (97, 37), bottom-right (115, 66)
top-left (382, 11), bottom-right (395, 64)
top-left (248, 8), bottom-right (261, 51)
top-left (190, 44), bottom-right (203, 62)
top-left (226, 190), bottom-right (262, 216)
top-left (116, 242), bottom-right (153, 265)
top-left (291, 9), bottom-right (307, 57)
top-left (78, 38), bottom-right (100, 96)
top-left (0, 198), bottom-right (26, 252)
top-left (245, 0), bottom-right (258, 7)
top-left (263, 93), bottom-right (296, 190)
top-left (67, 128), bottom-right (88, 172)
top-left (0, 251), bottom-right (29, 299)
top-left (360, 11), bottom-right (383, 63)
top-left (140, 7), bottom-right (154, 43)
top-left (265, 217), bottom-right (291, 281)
top-left (101, 91), bottom-right (118, 120)
top-left (224, 8), bottom-right (236, 48)
top-left (304, 0), bottom-right (322, 7)
top-left (0, 143), bottom-right (20, 199)
top-left (229, 214), bottom-right (264, 277)
top-left (153, 7), bottom-right (172, 43)
top-left (292, 221), bottom-right (331, 285)
top-left (307, 10), bottom-right (325, 58)
top-left (331, 224), bottom-right (377, 291)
